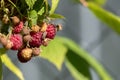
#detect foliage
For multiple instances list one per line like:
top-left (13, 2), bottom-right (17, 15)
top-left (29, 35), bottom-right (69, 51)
top-left (1, 0), bottom-right (120, 80)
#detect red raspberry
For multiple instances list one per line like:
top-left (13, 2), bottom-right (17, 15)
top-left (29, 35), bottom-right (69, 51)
top-left (17, 48), bottom-right (32, 63)
top-left (46, 24), bottom-right (56, 39)
top-left (12, 21), bottom-right (23, 33)
top-left (29, 31), bottom-right (42, 47)
top-left (10, 34), bottom-right (23, 50)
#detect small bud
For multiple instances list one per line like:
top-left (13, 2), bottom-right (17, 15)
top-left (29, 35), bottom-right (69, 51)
top-left (22, 27), bottom-right (31, 35)
top-left (42, 38), bottom-right (51, 46)
top-left (4, 8), bottom-right (9, 14)
top-left (11, 16), bottom-right (20, 25)
top-left (31, 25), bottom-right (40, 32)
top-left (4, 40), bottom-right (13, 49)
top-left (2, 14), bottom-right (9, 24)
top-left (23, 35), bottom-right (32, 42)
top-left (32, 47), bottom-right (41, 56)
top-left (40, 23), bottom-right (47, 32)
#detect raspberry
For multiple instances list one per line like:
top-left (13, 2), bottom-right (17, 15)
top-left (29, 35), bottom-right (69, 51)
top-left (46, 24), bottom-right (56, 39)
top-left (12, 21), bottom-right (23, 34)
top-left (17, 48), bottom-right (32, 63)
top-left (10, 34), bottom-right (23, 50)
top-left (29, 31), bottom-right (42, 47)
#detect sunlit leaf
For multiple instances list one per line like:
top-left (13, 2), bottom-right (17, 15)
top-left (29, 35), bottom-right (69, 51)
top-left (1, 54), bottom-right (24, 80)
top-left (49, 0), bottom-right (59, 15)
top-left (66, 59), bottom-right (89, 80)
top-left (60, 37), bottom-right (112, 80)
top-left (88, 2), bottom-right (120, 34)
top-left (28, 10), bottom-right (38, 26)
top-left (41, 37), bottom-right (67, 70)
top-left (25, 0), bottom-right (37, 9)
top-left (38, 7), bottom-right (45, 16)
top-left (49, 13), bottom-right (65, 19)
top-left (73, 0), bottom-right (106, 5)
top-left (0, 48), bottom-right (6, 80)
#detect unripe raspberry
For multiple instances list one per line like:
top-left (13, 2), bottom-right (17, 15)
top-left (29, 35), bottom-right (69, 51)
top-left (32, 47), bottom-right (41, 56)
top-left (10, 34), bottom-right (23, 50)
top-left (12, 21), bottom-right (23, 34)
top-left (29, 31), bottom-right (42, 47)
top-left (31, 25), bottom-right (40, 32)
top-left (17, 48), bottom-right (32, 63)
top-left (11, 16), bottom-right (20, 25)
top-left (46, 24), bottom-right (56, 39)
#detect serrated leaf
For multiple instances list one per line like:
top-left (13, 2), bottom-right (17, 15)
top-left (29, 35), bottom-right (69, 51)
top-left (88, 2), bottom-right (120, 34)
top-left (66, 59), bottom-right (89, 80)
top-left (25, 0), bottom-right (37, 9)
top-left (49, 13), bottom-right (65, 19)
top-left (28, 10), bottom-right (38, 26)
top-left (1, 54), bottom-right (24, 80)
top-left (49, 0), bottom-right (59, 15)
top-left (60, 37), bottom-right (112, 80)
top-left (38, 7), bottom-right (45, 16)
top-left (41, 37), bottom-right (67, 70)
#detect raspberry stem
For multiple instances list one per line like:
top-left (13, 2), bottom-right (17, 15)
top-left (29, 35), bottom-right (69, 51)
top-left (8, 0), bottom-right (23, 17)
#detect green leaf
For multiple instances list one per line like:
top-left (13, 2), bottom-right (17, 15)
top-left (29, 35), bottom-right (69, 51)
top-left (25, 0), bottom-right (37, 9)
top-left (49, 0), bottom-right (59, 15)
top-left (1, 54), bottom-right (24, 80)
top-left (41, 37), bottom-right (67, 70)
top-left (73, 0), bottom-right (106, 5)
top-left (0, 48), bottom-right (6, 80)
top-left (33, 0), bottom-right (44, 12)
top-left (66, 49), bottom-right (91, 79)
top-left (28, 10), bottom-right (38, 26)
top-left (88, 2), bottom-right (120, 34)
top-left (38, 7), bottom-right (45, 16)
top-left (87, 0), bottom-right (106, 5)
top-left (66, 59), bottom-right (89, 80)
top-left (60, 37), bottom-right (112, 80)
top-left (49, 13), bottom-right (65, 19)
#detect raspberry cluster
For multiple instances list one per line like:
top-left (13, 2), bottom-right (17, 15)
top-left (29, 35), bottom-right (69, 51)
top-left (0, 16), bottom-right (62, 63)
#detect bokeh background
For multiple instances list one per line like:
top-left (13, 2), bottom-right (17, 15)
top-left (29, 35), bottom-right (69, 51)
top-left (3, 0), bottom-right (120, 80)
